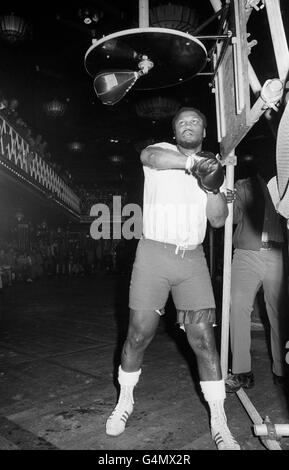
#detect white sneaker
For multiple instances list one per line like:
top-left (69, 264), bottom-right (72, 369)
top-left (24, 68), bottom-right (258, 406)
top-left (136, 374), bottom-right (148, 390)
top-left (211, 420), bottom-right (241, 450)
top-left (106, 395), bottom-right (134, 437)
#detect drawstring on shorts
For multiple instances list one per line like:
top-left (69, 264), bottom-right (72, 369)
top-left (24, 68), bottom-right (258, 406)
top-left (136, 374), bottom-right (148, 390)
top-left (175, 245), bottom-right (187, 258)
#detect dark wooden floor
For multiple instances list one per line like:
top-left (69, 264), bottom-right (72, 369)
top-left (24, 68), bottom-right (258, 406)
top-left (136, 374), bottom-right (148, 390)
top-left (0, 274), bottom-right (288, 451)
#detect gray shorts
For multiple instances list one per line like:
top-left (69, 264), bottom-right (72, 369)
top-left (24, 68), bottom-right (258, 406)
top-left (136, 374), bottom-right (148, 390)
top-left (129, 238), bottom-right (216, 324)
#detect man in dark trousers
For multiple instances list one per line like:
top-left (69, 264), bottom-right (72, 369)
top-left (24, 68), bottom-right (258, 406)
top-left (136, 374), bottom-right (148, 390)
top-left (226, 156), bottom-right (289, 393)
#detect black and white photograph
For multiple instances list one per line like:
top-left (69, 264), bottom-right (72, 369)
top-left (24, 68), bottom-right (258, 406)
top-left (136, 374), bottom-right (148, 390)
top-left (0, 0), bottom-right (289, 456)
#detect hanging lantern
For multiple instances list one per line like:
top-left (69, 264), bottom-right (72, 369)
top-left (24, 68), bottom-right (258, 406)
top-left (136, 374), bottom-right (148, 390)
top-left (67, 141), bottom-right (85, 152)
top-left (43, 99), bottom-right (66, 117)
top-left (109, 155), bottom-right (123, 165)
top-left (149, 4), bottom-right (199, 34)
top-left (135, 96), bottom-right (180, 120)
top-left (0, 13), bottom-right (29, 43)
top-left (15, 209), bottom-right (24, 222)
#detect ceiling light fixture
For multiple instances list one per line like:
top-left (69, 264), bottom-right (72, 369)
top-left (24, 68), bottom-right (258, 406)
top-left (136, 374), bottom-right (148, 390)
top-left (149, 4), bottom-right (199, 34)
top-left (0, 12), bottom-right (29, 43)
top-left (136, 96), bottom-right (180, 120)
top-left (43, 99), bottom-right (66, 117)
top-left (109, 155), bottom-right (123, 165)
top-left (67, 141), bottom-right (85, 152)
top-left (15, 209), bottom-right (24, 222)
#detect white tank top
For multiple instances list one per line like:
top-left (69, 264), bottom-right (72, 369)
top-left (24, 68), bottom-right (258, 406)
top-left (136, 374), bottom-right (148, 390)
top-left (142, 142), bottom-right (208, 247)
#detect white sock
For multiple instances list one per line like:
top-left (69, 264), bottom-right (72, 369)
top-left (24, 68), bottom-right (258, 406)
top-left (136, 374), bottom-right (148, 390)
top-left (200, 379), bottom-right (226, 426)
top-left (118, 366), bottom-right (142, 404)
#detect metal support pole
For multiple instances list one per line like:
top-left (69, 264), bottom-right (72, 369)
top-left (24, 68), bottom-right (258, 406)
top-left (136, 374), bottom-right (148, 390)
top-left (264, 0), bottom-right (289, 81)
top-left (139, 0), bottom-right (149, 28)
top-left (236, 388), bottom-right (282, 450)
top-left (249, 95), bottom-right (268, 125)
top-left (220, 153), bottom-right (235, 378)
top-left (254, 423), bottom-right (289, 437)
top-left (248, 61), bottom-right (279, 137)
top-left (248, 60), bottom-right (262, 94)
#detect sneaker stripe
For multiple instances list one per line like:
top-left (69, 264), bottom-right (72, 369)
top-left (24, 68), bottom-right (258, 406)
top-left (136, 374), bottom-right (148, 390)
top-left (214, 434), bottom-right (223, 444)
top-left (106, 401), bottom-right (134, 436)
top-left (120, 412), bottom-right (129, 423)
top-left (213, 430), bottom-right (240, 450)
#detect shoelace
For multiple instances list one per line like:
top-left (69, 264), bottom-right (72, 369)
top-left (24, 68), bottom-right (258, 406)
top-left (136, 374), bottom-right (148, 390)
top-left (212, 415), bottom-right (239, 448)
top-left (108, 391), bottom-right (134, 419)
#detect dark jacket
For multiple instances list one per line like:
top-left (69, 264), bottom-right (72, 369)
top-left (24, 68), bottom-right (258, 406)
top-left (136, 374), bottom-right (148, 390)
top-left (233, 176), bottom-right (267, 250)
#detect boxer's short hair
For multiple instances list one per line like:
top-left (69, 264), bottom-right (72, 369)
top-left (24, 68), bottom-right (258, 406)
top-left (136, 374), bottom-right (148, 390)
top-left (172, 107), bottom-right (207, 131)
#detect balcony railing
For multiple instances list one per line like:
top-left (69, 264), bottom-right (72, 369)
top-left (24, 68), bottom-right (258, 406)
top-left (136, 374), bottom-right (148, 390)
top-left (0, 112), bottom-right (81, 216)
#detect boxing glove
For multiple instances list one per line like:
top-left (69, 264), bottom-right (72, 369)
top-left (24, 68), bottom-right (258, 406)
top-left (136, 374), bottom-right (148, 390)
top-left (190, 151), bottom-right (224, 194)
